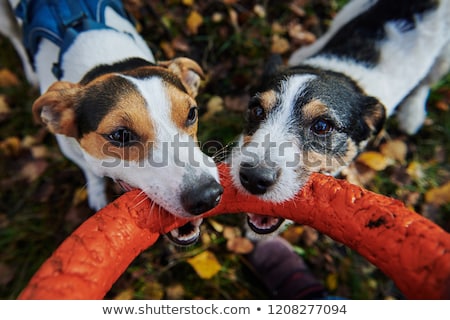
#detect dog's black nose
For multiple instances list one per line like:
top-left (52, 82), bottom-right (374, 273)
top-left (239, 162), bottom-right (279, 195)
top-left (181, 177), bottom-right (223, 215)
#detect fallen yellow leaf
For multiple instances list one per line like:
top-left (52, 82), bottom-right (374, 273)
top-left (186, 10), bottom-right (203, 35)
top-left (406, 161), bottom-right (425, 181)
top-left (326, 273), bottom-right (338, 291)
top-left (72, 187), bottom-right (88, 206)
top-left (208, 218), bottom-right (224, 232)
top-left (187, 250), bottom-right (222, 279)
top-left (113, 288), bottom-right (134, 300)
top-left (425, 182), bottom-right (450, 206)
top-left (356, 151), bottom-right (392, 171)
top-left (142, 281), bottom-right (164, 299)
top-left (182, 0), bottom-right (194, 6)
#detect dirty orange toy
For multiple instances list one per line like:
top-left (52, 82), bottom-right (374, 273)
top-left (18, 164), bottom-right (450, 300)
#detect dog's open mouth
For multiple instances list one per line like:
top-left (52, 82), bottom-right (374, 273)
top-left (247, 213), bottom-right (285, 234)
top-left (116, 180), bottom-right (202, 245)
top-left (166, 219), bottom-right (202, 246)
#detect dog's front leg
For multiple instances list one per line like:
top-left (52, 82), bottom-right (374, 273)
top-left (83, 169), bottom-right (107, 211)
top-left (397, 43), bottom-right (450, 134)
top-left (56, 135), bottom-right (107, 211)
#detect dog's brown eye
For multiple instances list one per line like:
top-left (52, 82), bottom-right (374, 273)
top-left (186, 107), bottom-right (198, 126)
top-left (105, 128), bottom-right (139, 147)
top-left (311, 119), bottom-right (333, 135)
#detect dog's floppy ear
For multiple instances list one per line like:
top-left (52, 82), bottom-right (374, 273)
top-left (32, 81), bottom-right (81, 138)
top-left (158, 57), bottom-right (205, 98)
top-left (363, 96), bottom-right (386, 136)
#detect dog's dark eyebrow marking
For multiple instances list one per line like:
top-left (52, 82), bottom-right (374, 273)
top-left (319, 0), bottom-right (439, 66)
top-left (80, 58), bottom-right (155, 85)
top-left (80, 57), bottom-right (188, 94)
top-left (122, 67), bottom-right (188, 94)
top-left (76, 75), bottom-right (138, 135)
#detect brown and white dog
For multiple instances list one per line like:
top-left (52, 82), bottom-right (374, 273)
top-left (1, 0), bottom-right (223, 245)
top-left (230, 0), bottom-right (450, 238)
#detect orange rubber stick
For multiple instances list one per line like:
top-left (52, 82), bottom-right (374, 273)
top-left (18, 163), bottom-right (450, 299)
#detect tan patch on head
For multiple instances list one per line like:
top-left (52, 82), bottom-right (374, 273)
top-left (364, 102), bottom-right (386, 132)
top-left (79, 89), bottom-right (155, 162)
top-left (259, 90), bottom-right (277, 113)
top-left (304, 138), bottom-right (359, 174)
top-left (167, 84), bottom-right (199, 138)
top-left (301, 99), bottom-right (328, 121)
top-left (243, 135), bottom-right (253, 145)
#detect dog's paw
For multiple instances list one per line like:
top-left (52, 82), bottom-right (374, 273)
top-left (397, 85), bottom-right (429, 135)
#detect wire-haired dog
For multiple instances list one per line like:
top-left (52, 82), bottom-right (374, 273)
top-left (230, 0), bottom-right (450, 237)
top-left (1, 0), bottom-right (223, 245)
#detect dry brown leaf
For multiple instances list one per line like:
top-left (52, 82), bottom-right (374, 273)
top-left (271, 22), bottom-right (285, 34)
top-left (186, 10), bottom-right (203, 35)
top-left (281, 225), bottom-right (304, 244)
top-left (425, 182), bottom-right (450, 206)
top-left (223, 226), bottom-right (240, 239)
top-left (301, 225), bottom-right (319, 247)
top-left (228, 8), bottom-right (239, 30)
top-left (271, 34), bottom-right (290, 54)
top-left (0, 69), bottom-right (20, 87)
top-left (0, 95), bottom-right (11, 120)
top-left (165, 283), bottom-right (185, 299)
top-left (20, 160), bottom-right (48, 182)
top-left (0, 136), bottom-right (21, 156)
top-left (380, 139), bottom-right (407, 163)
top-left (253, 4), bottom-right (266, 18)
top-left (187, 250), bottom-right (222, 279)
top-left (356, 151), bottom-right (393, 171)
top-left (289, 2), bottom-right (306, 17)
top-left (288, 22), bottom-right (316, 45)
top-left (226, 236), bottom-right (254, 254)
top-left (341, 162), bottom-right (376, 187)
top-left (201, 232), bottom-right (211, 246)
top-left (202, 96), bottom-right (224, 121)
top-left (171, 36), bottom-right (190, 52)
top-left (142, 281), bottom-right (164, 299)
top-left (224, 94), bottom-right (249, 112)
top-left (160, 40), bottom-right (176, 59)
top-left (435, 100), bottom-right (449, 111)
top-left (30, 145), bottom-right (49, 159)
